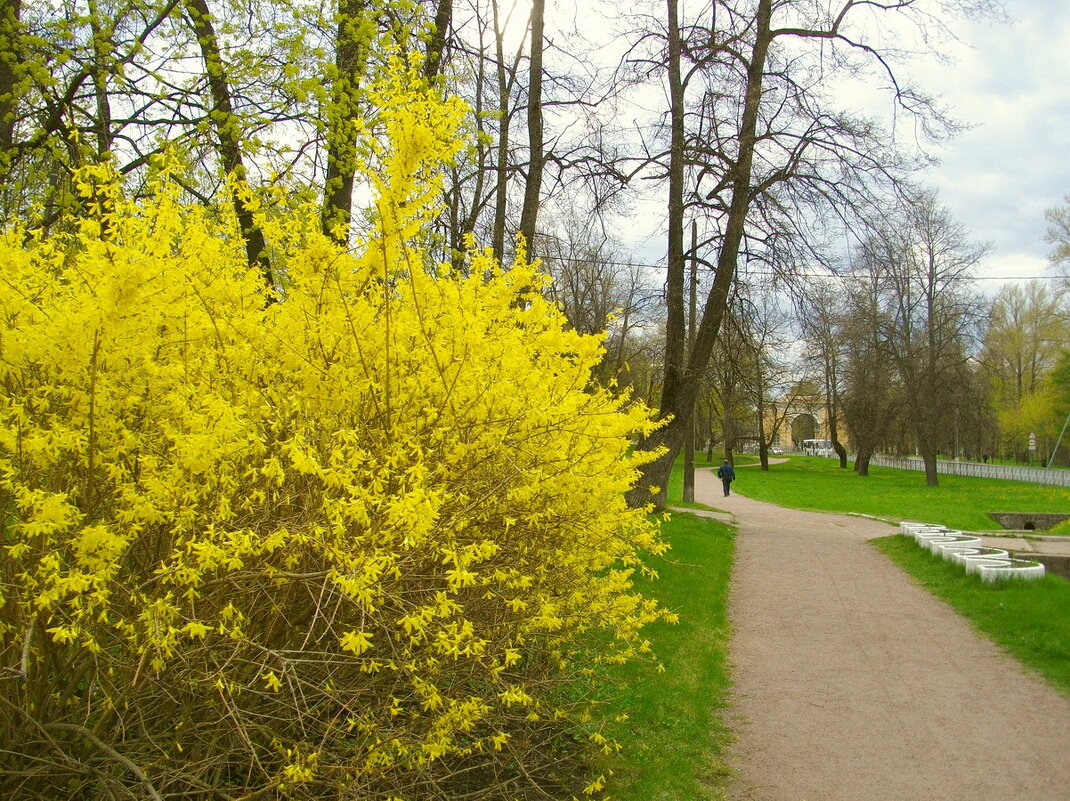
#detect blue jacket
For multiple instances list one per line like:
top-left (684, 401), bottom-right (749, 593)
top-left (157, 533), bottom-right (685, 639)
top-left (717, 463), bottom-right (735, 481)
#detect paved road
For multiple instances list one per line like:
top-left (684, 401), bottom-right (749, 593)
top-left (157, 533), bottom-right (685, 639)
top-left (690, 467), bottom-right (1070, 801)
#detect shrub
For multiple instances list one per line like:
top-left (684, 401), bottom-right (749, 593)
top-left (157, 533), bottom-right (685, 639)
top-left (0, 67), bottom-right (666, 800)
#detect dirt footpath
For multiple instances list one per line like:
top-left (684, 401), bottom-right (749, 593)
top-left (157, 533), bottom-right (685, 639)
top-left (691, 468), bottom-right (1070, 801)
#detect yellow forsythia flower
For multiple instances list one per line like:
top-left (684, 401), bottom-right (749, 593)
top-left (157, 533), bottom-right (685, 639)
top-left (0, 53), bottom-right (667, 801)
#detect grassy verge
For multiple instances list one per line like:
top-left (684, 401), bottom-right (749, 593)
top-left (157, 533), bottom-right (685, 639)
top-left (732, 456), bottom-right (1070, 531)
top-left (873, 535), bottom-right (1070, 697)
top-left (598, 511), bottom-right (735, 800)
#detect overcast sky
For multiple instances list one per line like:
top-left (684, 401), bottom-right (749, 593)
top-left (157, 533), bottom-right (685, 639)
top-left (905, 0), bottom-right (1070, 289)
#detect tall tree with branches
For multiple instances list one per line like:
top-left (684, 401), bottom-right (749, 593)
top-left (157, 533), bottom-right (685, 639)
top-left (624, 0), bottom-right (989, 507)
top-left (874, 189), bottom-right (988, 484)
top-left (840, 261), bottom-right (903, 476)
top-left (800, 282), bottom-right (849, 468)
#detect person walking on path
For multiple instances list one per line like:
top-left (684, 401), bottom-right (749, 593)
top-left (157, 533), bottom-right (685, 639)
top-left (716, 459), bottom-right (735, 496)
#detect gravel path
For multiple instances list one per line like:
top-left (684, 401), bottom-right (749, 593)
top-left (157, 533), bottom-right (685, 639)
top-left (690, 467), bottom-right (1070, 801)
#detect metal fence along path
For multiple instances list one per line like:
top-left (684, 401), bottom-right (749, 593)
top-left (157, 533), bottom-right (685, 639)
top-left (869, 455), bottom-right (1070, 488)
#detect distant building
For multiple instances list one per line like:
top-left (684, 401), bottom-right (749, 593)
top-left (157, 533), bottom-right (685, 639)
top-left (765, 393), bottom-right (848, 453)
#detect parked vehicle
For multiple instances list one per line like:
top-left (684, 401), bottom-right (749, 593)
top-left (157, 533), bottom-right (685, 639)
top-left (801, 438), bottom-right (834, 457)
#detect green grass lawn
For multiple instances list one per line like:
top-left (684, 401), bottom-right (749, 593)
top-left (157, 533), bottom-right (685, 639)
top-left (597, 511), bottom-right (735, 800)
top-left (874, 535), bottom-right (1070, 697)
top-left (731, 455), bottom-right (1070, 531)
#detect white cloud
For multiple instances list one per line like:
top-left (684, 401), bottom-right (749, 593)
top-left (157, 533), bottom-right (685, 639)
top-left (905, 0), bottom-right (1070, 278)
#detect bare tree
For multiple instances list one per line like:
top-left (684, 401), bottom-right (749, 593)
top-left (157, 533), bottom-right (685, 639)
top-left (840, 254), bottom-right (903, 476)
top-left (490, 0), bottom-right (529, 258)
top-left (728, 283), bottom-right (798, 470)
top-left (1045, 194), bottom-right (1070, 268)
top-left (800, 282), bottom-right (848, 468)
top-left (704, 293), bottom-right (757, 464)
top-left (874, 190), bottom-right (988, 484)
top-left (539, 215), bottom-right (658, 388)
top-left (435, 0), bottom-right (616, 266)
top-left (623, 0), bottom-right (988, 507)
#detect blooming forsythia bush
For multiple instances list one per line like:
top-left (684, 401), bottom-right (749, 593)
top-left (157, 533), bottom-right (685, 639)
top-left (0, 68), bottom-right (668, 799)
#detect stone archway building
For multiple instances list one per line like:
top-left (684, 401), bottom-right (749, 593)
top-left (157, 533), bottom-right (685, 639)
top-left (767, 394), bottom-right (847, 451)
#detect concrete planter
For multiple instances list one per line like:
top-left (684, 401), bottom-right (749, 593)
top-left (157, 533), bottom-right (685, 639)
top-left (931, 536), bottom-right (983, 559)
top-left (947, 547), bottom-right (1010, 567)
top-left (902, 523), bottom-right (1045, 583)
top-left (920, 535), bottom-right (978, 554)
top-left (975, 559), bottom-right (1047, 583)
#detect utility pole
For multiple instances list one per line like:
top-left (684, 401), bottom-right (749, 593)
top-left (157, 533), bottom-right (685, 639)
top-left (683, 220), bottom-right (698, 503)
top-left (1042, 338), bottom-right (1070, 469)
top-left (1048, 413), bottom-right (1070, 469)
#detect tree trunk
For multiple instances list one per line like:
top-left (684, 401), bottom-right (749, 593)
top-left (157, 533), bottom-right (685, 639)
top-left (913, 381), bottom-right (941, 486)
top-left (454, 39), bottom-right (488, 269)
top-left (829, 399), bottom-right (848, 468)
top-left (855, 447), bottom-right (872, 476)
top-left (682, 416), bottom-right (695, 502)
top-left (423, 0), bottom-right (452, 80)
top-left (705, 407), bottom-right (714, 462)
top-left (683, 218), bottom-right (698, 500)
top-left (186, 0), bottom-right (271, 287)
top-left (833, 438), bottom-right (847, 466)
top-left (757, 394), bottom-right (769, 471)
top-left (490, 0), bottom-right (512, 259)
top-left (517, 0), bottom-right (544, 257)
top-left (0, 0), bottom-right (22, 163)
top-left (660, 0), bottom-right (687, 423)
top-left (920, 445), bottom-right (939, 485)
top-left (321, 0), bottom-right (369, 247)
top-left (87, 0), bottom-right (113, 158)
top-left (628, 0), bottom-right (774, 509)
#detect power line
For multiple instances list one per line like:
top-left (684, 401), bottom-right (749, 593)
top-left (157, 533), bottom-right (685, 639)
top-left (540, 251), bottom-right (1063, 282)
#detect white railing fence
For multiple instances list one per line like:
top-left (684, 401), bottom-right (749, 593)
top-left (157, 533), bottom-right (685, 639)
top-left (869, 455), bottom-right (1070, 488)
